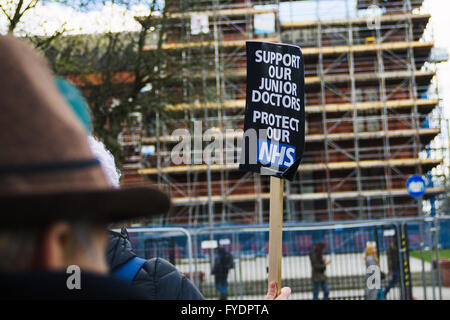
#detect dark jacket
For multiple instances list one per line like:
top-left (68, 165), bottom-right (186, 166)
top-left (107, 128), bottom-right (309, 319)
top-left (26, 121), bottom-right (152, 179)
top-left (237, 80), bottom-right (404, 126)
top-left (0, 270), bottom-right (148, 300)
top-left (310, 252), bottom-right (327, 282)
top-left (106, 230), bottom-right (204, 300)
top-left (387, 244), bottom-right (400, 272)
top-left (212, 247), bottom-right (234, 282)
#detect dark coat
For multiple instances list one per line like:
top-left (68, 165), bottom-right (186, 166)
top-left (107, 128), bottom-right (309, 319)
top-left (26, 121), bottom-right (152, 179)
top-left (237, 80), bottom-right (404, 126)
top-left (310, 252), bottom-right (327, 282)
top-left (0, 270), bottom-right (148, 300)
top-left (212, 247), bottom-right (234, 283)
top-left (387, 244), bottom-right (400, 272)
top-left (106, 231), bottom-right (204, 300)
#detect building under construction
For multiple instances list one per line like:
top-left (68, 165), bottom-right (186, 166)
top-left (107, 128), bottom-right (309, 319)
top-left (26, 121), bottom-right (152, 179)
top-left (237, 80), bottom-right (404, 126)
top-left (119, 0), bottom-right (448, 225)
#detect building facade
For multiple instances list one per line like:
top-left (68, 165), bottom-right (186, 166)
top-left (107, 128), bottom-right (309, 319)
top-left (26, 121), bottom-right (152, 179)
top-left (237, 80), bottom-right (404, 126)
top-left (120, 0), bottom-right (448, 225)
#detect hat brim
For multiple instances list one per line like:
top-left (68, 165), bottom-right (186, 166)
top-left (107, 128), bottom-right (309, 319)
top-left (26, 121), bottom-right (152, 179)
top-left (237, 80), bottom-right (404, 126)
top-left (0, 186), bottom-right (171, 226)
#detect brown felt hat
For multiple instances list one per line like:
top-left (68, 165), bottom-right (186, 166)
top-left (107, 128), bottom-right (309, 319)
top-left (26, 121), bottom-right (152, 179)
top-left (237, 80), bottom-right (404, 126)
top-left (0, 35), bottom-right (171, 226)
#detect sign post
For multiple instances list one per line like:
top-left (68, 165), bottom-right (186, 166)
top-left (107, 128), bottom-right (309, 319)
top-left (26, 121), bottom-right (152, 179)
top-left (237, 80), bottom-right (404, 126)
top-left (400, 223), bottom-right (413, 300)
top-left (268, 176), bottom-right (284, 294)
top-left (239, 41), bottom-right (305, 296)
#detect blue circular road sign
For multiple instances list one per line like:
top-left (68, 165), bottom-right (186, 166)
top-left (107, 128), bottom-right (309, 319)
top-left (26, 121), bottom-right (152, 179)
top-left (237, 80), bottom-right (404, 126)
top-left (406, 175), bottom-right (427, 198)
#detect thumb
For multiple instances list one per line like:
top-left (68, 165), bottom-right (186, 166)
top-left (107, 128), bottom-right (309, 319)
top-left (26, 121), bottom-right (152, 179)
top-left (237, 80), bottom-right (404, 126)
top-left (276, 287), bottom-right (291, 300)
top-left (265, 281), bottom-right (278, 300)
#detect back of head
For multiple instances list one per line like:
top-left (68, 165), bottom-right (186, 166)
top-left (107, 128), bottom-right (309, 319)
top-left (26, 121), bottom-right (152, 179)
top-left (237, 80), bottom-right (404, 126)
top-left (0, 34), bottom-right (170, 300)
top-left (217, 246), bottom-right (227, 255)
top-left (0, 34), bottom-right (170, 272)
top-left (364, 243), bottom-right (378, 263)
top-left (0, 35), bottom-right (109, 273)
top-left (312, 242), bottom-right (325, 256)
top-left (390, 239), bottom-right (397, 248)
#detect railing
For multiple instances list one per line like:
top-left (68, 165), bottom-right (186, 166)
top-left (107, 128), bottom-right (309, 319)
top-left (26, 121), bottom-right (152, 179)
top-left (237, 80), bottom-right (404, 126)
top-left (124, 215), bottom-right (449, 300)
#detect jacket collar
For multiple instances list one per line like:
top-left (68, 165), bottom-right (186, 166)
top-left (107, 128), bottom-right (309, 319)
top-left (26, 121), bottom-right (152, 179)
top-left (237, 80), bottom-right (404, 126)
top-left (0, 270), bottom-right (148, 300)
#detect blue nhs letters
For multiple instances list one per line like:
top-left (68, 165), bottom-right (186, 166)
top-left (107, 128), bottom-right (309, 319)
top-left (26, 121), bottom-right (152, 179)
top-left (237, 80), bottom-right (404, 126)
top-left (257, 139), bottom-right (296, 168)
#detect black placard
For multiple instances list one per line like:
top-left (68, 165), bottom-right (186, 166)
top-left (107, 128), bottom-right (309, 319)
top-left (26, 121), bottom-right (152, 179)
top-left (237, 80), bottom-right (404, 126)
top-left (239, 41), bottom-right (305, 181)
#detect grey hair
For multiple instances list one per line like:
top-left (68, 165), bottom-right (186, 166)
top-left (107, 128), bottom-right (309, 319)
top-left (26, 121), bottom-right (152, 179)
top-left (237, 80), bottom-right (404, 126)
top-left (87, 135), bottom-right (121, 188)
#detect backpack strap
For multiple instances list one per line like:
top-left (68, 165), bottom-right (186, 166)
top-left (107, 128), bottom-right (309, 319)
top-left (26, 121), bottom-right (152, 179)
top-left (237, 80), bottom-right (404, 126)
top-left (112, 256), bottom-right (147, 283)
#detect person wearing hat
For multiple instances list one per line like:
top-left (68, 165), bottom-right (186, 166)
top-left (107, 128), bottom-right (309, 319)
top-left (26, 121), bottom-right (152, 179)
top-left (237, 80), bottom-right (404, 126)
top-left (0, 35), bottom-right (171, 299)
top-left (0, 34), bottom-right (291, 300)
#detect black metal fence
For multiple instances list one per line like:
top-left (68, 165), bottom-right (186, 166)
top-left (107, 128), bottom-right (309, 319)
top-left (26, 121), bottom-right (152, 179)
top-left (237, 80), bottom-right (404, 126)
top-left (125, 216), bottom-right (448, 300)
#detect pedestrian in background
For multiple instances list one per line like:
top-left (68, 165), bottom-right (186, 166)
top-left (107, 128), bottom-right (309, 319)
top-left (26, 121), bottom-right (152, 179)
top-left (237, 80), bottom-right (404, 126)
top-left (309, 242), bottom-right (330, 300)
top-left (212, 246), bottom-right (234, 300)
top-left (364, 242), bottom-right (384, 300)
top-left (384, 240), bottom-right (400, 297)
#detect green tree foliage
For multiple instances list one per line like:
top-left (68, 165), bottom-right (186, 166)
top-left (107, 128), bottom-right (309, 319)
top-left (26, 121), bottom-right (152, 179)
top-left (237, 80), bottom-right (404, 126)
top-left (1, 0), bottom-right (187, 167)
top-left (48, 0), bottom-right (174, 166)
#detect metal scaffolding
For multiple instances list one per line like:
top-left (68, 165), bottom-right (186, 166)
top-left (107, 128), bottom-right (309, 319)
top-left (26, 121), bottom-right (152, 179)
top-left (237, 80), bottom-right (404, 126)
top-left (119, 0), bottom-right (448, 225)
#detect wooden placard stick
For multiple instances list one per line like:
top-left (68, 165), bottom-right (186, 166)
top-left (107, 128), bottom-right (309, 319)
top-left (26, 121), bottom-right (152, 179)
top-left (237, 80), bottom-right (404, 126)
top-left (268, 176), bottom-right (284, 296)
